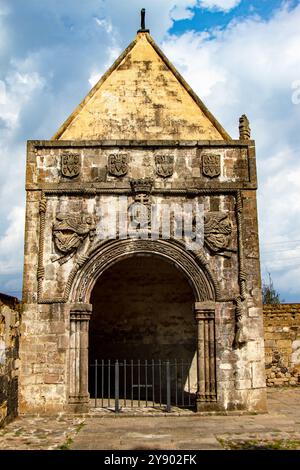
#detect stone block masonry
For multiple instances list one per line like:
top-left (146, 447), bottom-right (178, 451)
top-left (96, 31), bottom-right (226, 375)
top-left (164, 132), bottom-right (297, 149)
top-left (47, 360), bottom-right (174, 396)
top-left (263, 304), bottom-right (300, 387)
top-left (0, 293), bottom-right (20, 427)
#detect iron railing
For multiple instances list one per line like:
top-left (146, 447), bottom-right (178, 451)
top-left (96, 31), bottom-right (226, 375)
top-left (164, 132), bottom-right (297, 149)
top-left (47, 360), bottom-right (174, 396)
top-left (90, 359), bottom-right (196, 412)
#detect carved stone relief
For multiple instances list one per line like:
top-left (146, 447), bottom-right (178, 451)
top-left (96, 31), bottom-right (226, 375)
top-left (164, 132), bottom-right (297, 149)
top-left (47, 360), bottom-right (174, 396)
top-left (130, 178), bottom-right (153, 200)
top-left (204, 212), bottom-right (233, 255)
top-left (73, 239), bottom-right (217, 303)
top-left (202, 154), bottom-right (221, 178)
top-left (155, 155), bottom-right (174, 177)
top-left (61, 152), bottom-right (81, 178)
top-left (108, 154), bottom-right (128, 177)
top-left (52, 214), bottom-right (96, 265)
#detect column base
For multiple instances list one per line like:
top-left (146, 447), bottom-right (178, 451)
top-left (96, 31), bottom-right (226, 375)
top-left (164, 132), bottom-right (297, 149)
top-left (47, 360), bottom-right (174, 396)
top-left (196, 399), bottom-right (221, 413)
top-left (66, 403), bottom-right (90, 413)
top-left (68, 395), bottom-right (90, 413)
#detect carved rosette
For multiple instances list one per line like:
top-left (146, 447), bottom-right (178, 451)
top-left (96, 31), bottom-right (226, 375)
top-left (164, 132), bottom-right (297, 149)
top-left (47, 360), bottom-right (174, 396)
top-left (61, 152), bottom-right (81, 178)
top-left (202, 154), bottom-right (221, 178)
top-left (108, 154), bottom-right (128, 177)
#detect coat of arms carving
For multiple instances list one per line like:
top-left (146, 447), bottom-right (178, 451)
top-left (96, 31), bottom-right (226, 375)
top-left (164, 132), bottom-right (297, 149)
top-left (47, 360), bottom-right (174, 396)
top-left (202, 154), bottom-right (221, 178)
top-left (155, 155), bottom-right (174, 178)
top-left (61, 152), bottom-right (81, 178)
top-left (108, 154), bottom-right (128, 177)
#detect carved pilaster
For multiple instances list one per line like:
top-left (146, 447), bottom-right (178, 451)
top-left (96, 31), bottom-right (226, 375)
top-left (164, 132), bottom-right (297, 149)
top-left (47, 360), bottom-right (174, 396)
top-left (37, 193), bottom-right (47, 302)
top-left (195, 302), bottom-right (217, 410)
top-left (233, 191), bottom-right (247, 348)
top-left (69, 303), bottom-right (92, 411)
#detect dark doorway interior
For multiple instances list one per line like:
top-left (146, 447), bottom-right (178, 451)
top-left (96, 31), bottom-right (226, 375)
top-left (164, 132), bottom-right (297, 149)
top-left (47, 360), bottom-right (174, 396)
top-left (89, 255), bottom-right (196, 407)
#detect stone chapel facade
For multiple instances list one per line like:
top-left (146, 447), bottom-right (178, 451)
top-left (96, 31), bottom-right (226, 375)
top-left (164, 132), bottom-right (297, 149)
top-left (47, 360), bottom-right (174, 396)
top-left (19, 26), bottom-right (267, 414)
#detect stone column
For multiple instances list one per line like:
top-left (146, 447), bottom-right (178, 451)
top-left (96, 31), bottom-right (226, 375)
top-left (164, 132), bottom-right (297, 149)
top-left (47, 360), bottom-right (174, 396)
top-left (195, 302), bottom-right (217, 411)
top-left (68, 303), bottom-right (92, 412)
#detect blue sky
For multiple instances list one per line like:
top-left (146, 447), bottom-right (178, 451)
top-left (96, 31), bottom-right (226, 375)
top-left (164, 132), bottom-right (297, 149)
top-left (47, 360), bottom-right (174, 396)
top-left (0, 0), bottom-right (300, 302)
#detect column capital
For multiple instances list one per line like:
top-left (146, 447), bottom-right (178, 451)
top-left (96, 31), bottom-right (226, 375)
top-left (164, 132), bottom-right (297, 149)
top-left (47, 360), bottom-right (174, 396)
top-left (194, 302), bottom-right (215, 321)
top-left (70, 303), bottom-right (92, 320)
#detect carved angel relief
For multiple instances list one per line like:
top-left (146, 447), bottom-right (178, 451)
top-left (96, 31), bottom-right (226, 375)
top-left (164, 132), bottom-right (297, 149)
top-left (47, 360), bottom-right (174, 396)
top-left (52, 214), bottom-right (96, 265)
top-left (204, 212), bottom-right (233, 255)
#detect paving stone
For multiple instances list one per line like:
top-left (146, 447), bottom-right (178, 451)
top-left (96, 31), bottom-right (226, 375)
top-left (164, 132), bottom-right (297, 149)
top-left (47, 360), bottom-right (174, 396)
top-left (1, 389), bottom-right (300, 450)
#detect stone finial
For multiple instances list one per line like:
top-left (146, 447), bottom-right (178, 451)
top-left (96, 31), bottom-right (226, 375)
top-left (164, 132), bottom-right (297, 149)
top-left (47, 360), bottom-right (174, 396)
top-left (138, 8), bottom-right (150, 33)
top-left (239, 114), bottom-right (251, 140)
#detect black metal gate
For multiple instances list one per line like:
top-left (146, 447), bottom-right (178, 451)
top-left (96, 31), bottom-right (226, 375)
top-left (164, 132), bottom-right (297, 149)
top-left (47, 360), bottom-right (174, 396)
top-left (90, 359), bottom-right (196, 412)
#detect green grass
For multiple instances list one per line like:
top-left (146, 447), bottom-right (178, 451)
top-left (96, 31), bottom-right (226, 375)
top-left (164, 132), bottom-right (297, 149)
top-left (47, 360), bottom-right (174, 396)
top-left (58, 421), bottom-right (85, 451)
top-left (217, 437), bottom-right (300, 450)
top-left (58, 437), bottom-right (73, 450)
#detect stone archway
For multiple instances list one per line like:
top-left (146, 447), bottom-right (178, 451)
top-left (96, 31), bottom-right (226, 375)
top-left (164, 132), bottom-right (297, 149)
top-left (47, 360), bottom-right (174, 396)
top-left (68, 239), bottom-right (218, 412)
top-left (89, 255), bottom-right (197, 406)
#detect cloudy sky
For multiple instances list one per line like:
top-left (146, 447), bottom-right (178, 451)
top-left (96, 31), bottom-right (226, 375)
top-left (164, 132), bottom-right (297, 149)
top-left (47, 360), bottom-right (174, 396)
top-left (0, 0), bottom-right (300, 302)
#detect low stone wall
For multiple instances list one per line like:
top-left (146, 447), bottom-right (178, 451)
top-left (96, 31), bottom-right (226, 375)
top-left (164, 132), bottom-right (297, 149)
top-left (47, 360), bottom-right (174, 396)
top-left (0, 293), bottom-right (20, 427)
top-left (263, 304), bottom-right (300, 387)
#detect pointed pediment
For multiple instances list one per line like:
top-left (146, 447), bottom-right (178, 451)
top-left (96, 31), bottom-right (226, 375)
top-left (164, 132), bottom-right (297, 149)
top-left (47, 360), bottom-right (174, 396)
top-left (53, 32), bottom-right (230, 141)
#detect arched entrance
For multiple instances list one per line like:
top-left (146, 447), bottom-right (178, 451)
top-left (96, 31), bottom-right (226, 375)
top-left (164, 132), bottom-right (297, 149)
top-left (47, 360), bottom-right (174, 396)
top-left (68, 239), bottom-right (218, 412)
top-left (89, 255), bottom-right (196, 409)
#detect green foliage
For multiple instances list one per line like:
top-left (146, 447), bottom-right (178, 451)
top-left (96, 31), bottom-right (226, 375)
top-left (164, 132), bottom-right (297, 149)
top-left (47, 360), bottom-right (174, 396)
top-left (262, 272), bottom-right (283, 305)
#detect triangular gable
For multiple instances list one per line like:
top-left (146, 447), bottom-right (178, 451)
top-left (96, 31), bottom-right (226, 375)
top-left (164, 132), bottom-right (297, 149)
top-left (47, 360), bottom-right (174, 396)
top-left (53, 32), bottom-right (231, 141)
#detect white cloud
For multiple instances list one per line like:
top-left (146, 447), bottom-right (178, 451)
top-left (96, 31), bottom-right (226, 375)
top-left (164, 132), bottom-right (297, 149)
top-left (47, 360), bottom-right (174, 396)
top-left (0, 206), bottom-right (25, 275)
top-left (200, 0), bottom-right (241, 11)
top-left (0, 69), bottom-right (45, 128)
top-left (161, 4), bottom-right (300, 300)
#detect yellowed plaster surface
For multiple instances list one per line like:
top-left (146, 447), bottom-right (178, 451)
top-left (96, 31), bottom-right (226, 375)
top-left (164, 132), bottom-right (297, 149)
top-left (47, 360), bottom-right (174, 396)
top-left (56, 33), bottom-right (225, 141)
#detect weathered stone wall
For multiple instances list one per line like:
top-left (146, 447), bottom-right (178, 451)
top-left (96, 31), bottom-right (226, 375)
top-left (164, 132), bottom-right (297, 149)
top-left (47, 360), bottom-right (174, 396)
top-left (0, 294), bottom-right (20, 427)
top-left (20, 139), bottom-right (266, 414)
top-left (54, 33), bottom-right (227, 141)
top-left (264, 304), bottom-right (300, 387)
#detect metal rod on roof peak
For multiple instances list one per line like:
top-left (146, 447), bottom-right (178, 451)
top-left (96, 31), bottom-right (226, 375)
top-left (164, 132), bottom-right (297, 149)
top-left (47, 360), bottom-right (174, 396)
top-left (141, 8), bottom-right (146, 30)
top-left (138, 8), bottom-right (150, 33)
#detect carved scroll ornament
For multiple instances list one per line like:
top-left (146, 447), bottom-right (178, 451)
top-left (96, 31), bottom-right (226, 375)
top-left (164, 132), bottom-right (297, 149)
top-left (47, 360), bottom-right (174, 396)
top-left (52, 214), bottom-right (96, 265)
